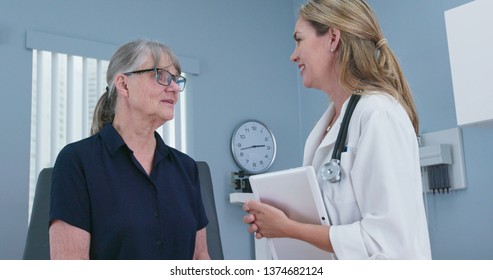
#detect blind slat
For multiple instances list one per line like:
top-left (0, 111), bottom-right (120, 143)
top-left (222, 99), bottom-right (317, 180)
top-left (50, 54), bottom-right (59, 165)
top-left (82, 58), bottom-right (89, 138)
top-left (67, 56), bottom-right (75, 143)
top-left (35, 51), bottom-right (45, 178)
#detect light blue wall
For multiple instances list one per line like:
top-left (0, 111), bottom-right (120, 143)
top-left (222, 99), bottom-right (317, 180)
top-left (0, 0), bottom-right (301, 260)
top-left (1, 0), bottom-right (492, 260)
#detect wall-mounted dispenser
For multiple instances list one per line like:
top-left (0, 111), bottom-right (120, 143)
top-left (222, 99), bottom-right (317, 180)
top-left (418, 127), bottom-right (467, 194)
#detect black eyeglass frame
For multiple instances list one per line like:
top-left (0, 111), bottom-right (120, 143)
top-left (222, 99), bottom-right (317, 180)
top-left (124, 68), bottom-right (186, 92)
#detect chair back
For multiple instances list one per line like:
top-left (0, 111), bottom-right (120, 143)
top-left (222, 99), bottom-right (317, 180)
top-left (23, 168), bottom-right (53, 259)
top-left (197, 161), bottom-right (224, 260)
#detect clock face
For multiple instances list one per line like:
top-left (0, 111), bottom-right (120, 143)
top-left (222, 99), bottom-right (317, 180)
top-left (231, 120), bottom-right (276, 174)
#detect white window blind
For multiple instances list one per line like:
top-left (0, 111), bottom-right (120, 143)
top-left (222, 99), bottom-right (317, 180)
top-left (28, 50), bottom-right (189, 216)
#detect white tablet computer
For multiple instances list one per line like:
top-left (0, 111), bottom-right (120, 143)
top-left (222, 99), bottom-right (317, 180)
top-left (249, 166), bottom-right (332, 260)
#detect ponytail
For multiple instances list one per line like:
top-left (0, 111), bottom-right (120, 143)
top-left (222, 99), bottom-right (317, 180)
top-left (90, 86), bottom-right (116, 135)
top-left (376, 40), bottom-right (419, 134)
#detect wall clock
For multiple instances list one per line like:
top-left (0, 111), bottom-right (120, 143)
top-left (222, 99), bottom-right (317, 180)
top-left (231, 120), bottom-right (276, 174)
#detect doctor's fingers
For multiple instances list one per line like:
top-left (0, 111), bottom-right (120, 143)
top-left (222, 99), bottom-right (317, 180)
top-left (255, 203), bottom-right (286, 221)
top-left (242, 200), bottom-right (259, 212)
top-left (243, 200), bottom-right (265, 213)
top-left (247, 222), bottom-right (259, 234)
top-left (242, 201), bottom-right (251, 212)
top-left (243, 213), bottom-right (256, 224)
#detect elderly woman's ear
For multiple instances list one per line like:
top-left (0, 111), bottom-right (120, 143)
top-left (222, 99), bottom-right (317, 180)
top-left (114, 74), bottom-right (129, 97)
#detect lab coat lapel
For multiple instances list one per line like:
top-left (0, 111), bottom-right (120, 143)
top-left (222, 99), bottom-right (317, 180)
top-left (303, 99), bottom-right (350, 171)
top-left (303, 103), bottom-right (337, 167)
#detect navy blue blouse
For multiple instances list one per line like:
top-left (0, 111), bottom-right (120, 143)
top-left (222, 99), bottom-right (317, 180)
top-left (50, 124), bottom-right (208, 259)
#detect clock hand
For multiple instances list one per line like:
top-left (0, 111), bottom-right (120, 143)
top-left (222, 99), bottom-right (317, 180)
top-left (241, 145), bottom-right (266, 150)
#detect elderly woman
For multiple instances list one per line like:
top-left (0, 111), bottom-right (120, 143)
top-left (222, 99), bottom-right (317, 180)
top-left (49, 39), bottom-right (209, 260)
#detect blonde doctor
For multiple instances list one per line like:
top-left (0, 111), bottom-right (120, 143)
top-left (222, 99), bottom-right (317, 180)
top-left (243, 0), bottom-right (432, 259)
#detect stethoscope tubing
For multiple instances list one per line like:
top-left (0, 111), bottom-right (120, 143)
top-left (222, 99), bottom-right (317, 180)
top-left (321, 94), bottom-right (361, 183)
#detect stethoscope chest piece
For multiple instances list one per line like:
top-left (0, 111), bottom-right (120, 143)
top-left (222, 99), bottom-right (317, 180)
top-left (318, 94), bottom-right (361, 184)
top-left (320, 159), bottom-right (341, 183)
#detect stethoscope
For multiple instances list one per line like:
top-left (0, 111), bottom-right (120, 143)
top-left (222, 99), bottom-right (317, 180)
top-left (320, 94), bottom-right (361, 183)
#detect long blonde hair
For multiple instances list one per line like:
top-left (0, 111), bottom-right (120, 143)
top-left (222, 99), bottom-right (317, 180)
top-left (299, 0), bottom-right (419, 134)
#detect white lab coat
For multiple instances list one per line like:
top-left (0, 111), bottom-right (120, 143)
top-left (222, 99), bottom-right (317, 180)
top-left (303, 92), bottom-right (432, 259)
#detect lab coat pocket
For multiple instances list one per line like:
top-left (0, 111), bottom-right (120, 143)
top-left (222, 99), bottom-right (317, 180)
top-left (321, 148), bottom-right (361, 223)
top-left (340, 148), bottom-right (356, 184)
top-left (328, 149), bottom-right (356, 204)
top-left (335, 148), bottom-right (362, 222)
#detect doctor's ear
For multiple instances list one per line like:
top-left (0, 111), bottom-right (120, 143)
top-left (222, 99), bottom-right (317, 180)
top-left (326, 27), bottom-right (341, 53)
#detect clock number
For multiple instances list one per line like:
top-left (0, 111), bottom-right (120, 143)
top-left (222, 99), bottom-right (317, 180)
top-left (267, 146), bottom-right (271, 150)
top-left (240, 152), bottom-right (244, 157)
top-left (240, 134), bottom-right (246, 139)
top-left (237, 143), bottom-right (242, 148)
top-left (264, 137), bottom-right (269, 141)
top-left (260, 160), bottom-right (264, 166)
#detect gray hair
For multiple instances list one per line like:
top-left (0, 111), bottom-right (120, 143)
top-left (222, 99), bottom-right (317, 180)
top-left (91, 39), bottom-right (181, 135)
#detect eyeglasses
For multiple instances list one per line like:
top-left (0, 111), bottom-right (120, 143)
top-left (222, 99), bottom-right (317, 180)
top-left (124, 68), bottom-right (186, 92)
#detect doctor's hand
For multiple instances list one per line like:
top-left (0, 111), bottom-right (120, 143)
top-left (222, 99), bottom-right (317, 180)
top-left (243, 200), bottom-right (294, 240)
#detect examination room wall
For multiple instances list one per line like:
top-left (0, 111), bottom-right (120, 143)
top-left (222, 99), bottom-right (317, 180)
top-left (0, 0), bottom-right (301, 259)
top-left (296, 0), bottom-right (493, 259)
